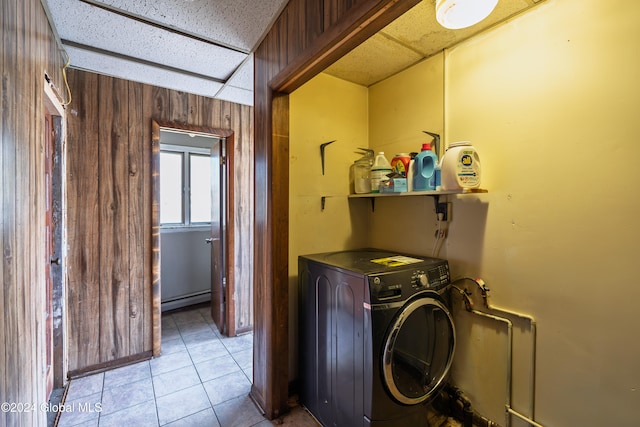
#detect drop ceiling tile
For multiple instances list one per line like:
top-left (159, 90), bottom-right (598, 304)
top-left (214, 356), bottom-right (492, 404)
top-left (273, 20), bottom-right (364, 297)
top-left (323, 33), bottom-right (424, 87)
top-left (91, 0), bottom-right (288, 51)
top-left (48, 0), bottom-right (247, 80)
top-left (382, 0), bottom-right (537, 57)
top-left (327, 0), bottom-right (541, 86)
top-left (65, 44), bottom-right (224, 99)
top-left (46, 0), bottom-right (542, 106)
top-left (226, 54), bottom-right (253, 90)
top-left (216, 85), bottom-right (253, 106)
top-left (380, 1), bottom-right (458, 57)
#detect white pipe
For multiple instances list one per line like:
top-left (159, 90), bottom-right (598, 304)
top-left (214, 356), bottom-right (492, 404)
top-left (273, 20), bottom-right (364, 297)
top-left (508, 407), bottom-right (546, 427)
top-left (470, 309), bottom-right (512, 427)
top-left (485, 305), bottom-right (537, 419)
top-left (473, 278), bottom-right (537, 421)
top-left (453, 277), bottom-right (544, 427)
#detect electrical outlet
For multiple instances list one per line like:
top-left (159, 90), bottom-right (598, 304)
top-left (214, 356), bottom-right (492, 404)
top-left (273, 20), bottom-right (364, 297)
top-left (436, 202), bottom-right (452, 221)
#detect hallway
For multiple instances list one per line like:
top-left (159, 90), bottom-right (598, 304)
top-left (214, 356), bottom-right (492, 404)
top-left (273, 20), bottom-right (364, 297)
top-left (55, 305), bottom-right (317, 427)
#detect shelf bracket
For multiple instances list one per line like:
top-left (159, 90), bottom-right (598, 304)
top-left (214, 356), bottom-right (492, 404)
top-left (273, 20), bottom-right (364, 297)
top-left (423, 130), bottom-right (441, 158)
top-left (321, 196), bottom-right (326, 211)
top-left (320, 140), bottom-right (336, 175)
top-left (371, 198), bottom-right (375, 212)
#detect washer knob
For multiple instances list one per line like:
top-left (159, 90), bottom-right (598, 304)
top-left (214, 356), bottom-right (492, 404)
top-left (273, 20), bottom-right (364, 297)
top-left (417, 273), bottom-right (429, 288)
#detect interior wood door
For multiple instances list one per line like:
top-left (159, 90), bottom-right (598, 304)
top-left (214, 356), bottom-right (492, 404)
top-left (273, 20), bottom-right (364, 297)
top-left (44, 110), bottom-right (55, 400)
top-left (210, 138), bottom-right (226, 334)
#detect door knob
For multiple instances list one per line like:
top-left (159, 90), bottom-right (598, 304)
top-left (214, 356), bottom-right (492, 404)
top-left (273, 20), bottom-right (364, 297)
top-left (50, 257), bottom-right (60, 265)
top-left (205, 238), bottom-right (213, 244)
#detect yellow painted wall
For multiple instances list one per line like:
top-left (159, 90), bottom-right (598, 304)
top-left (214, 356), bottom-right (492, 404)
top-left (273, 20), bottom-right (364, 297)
top-left (441, 0), bottom-right (640, 425)
top-left (290, 0), bottom-right (640, 425)
top-left (289, 73), bottom-right (370, 376)
top-left (368, 53), bottom-right (446, 256)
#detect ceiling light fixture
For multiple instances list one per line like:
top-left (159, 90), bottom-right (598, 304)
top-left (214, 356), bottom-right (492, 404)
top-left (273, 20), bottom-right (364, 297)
top-left (435, 0), bottom-right (499, 30)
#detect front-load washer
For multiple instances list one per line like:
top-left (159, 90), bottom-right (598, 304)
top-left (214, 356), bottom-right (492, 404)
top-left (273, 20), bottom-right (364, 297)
top-left (298, 248), bottom-right (455, 427)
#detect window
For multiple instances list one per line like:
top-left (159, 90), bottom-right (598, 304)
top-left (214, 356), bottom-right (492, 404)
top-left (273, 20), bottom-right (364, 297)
top-left (160, 145), bottom-right (212, 226)
top-left (160, 151), bottom-right (184, 224)
top-left (189, 154), bottom-right (212, 223)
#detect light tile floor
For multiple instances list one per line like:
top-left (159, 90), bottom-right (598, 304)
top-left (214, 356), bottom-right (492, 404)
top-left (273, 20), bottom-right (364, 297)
top-left (56, 305), bottom-right (318, 427)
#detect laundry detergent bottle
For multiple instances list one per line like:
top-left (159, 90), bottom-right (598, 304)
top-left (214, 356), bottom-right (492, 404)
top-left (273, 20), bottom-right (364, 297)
top-left (440, 141), bottom-right (481, 190)
top-left (407, 153), bottom-right (417, 192)
top-left (370, 152), bottom-right (392, 193)
top-left (413, 143), bottom-right (438, 191)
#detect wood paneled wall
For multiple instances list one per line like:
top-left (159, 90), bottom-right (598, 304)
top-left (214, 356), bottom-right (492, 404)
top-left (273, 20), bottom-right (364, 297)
top-left (1, 0), bottom-right (66, 425)
top-left (65, 69), bottom-right (253, 373)
top-left (252, 0), bottom-right (420, 418)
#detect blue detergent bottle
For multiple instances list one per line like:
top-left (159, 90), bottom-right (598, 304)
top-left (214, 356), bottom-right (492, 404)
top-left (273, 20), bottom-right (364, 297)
top-left (413, 142), bottom-right (438, 191)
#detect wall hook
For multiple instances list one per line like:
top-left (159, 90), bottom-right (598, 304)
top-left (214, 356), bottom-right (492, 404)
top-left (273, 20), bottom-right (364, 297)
top-left (320, 140), bottom-right (336, 175)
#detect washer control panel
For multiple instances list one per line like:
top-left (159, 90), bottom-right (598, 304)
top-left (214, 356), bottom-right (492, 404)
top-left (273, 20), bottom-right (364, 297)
top-left (410, 264), bottom-right (450, 290)
top-left (368, 260), bottom-right (450, 303)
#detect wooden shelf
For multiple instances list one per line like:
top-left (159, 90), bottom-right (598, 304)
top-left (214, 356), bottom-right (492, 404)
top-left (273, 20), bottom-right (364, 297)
top-left (348, 188), bottom-right (488, 199)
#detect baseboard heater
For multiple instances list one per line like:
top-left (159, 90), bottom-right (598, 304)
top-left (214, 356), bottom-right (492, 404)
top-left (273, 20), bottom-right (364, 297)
top-left (161, 290), bottom-right (211, 312)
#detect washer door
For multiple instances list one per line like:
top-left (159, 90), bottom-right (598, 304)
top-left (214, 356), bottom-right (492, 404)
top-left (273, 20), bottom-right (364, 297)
top-left (382, 295), bottom-right (455, 405)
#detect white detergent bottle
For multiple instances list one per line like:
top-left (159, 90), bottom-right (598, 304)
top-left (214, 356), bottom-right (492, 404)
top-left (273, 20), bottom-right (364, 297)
top-left (370, 152), bottom-right (392, 193)
top-left (407, 156), bottom-right (416, 192)
top-left (441, 141), bottom-right (481, 190)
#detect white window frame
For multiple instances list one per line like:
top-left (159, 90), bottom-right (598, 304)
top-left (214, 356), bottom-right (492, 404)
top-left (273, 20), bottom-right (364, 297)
top-left (160, 144), bottom-right (211, 229)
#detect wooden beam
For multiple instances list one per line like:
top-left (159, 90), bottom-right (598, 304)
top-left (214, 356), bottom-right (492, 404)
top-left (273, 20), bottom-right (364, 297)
top-left (270, 0), bottom-right (421, 93)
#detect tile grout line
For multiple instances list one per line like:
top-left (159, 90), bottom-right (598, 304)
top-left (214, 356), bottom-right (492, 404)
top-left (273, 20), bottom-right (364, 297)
top-left (62, 307), bottom-right (265, 427)
top-left (97, 370), bottom-right (105, 425)
top-left (149, 360), bottom-right (161, 427)
top-left (196, 312), bottom-right (238, 426)
top-left (161, 310), bottom-right (233, 426)
top-left (178, 311), bottom-right (225, 427)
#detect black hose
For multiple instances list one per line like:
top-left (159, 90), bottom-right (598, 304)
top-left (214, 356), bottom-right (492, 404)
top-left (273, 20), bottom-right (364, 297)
top-left (463, 404), bottom-right (473, 427)
top-left (444, 384), bottom-right (474, 427)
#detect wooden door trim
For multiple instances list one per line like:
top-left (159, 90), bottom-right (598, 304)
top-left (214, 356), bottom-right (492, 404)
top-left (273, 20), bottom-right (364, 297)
top-left (225, 133), bottom-right (237, 337)
top-left (51, 115), bottom-right (65, 388)
top-left (44, 79), bottom-right (67, 389)
top-left (151, 120), bottom-right (236, 355)
top-left (269, 0), bottom-right (421, 94)
top-left (44, 109), bottom-right (54, 400)
top-left (254, 0), bottom-right (422, 418)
